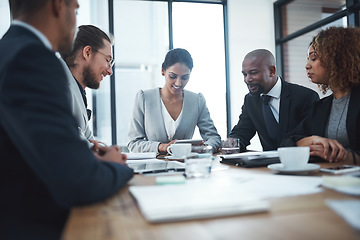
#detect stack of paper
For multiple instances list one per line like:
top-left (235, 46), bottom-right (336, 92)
top-left (130, 181), bottom-right (269, 222)
top-left (130, 170), bottom-right (323, 222)
top-left (326, 200), bottom-right (360, 230)
top-left (219, 150), bottom-right (278, 160)
top-left (322, 176), bottom-right (360, 196)
top-left (125, 152), bottom-right (157, 159)
top-left (128, 160), bottom-right (185, 174)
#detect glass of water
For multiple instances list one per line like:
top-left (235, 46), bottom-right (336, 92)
top-left (185, 145), bottom-right (213, 179)
top-left (220, 138), bottom-right (240, 154)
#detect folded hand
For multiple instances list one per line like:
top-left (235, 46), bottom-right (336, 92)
top-left (297, 135), bottom-right (349, 162)
top-left (94, 145), bottom-right (127, 165)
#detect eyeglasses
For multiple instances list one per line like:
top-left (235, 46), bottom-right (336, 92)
top-left (96, 50), bottom-right (115, 68)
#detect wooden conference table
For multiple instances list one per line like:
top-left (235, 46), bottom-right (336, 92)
top-left (62, 161), bottom-right (360, 240)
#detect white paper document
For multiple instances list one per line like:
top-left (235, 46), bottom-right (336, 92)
top-left (125, 152), bottom-right (157, 159)
top-left (130, 179), bottom-right (269, 222)
top-left (322, 176), bottom-right (360, 196)
top-left (130, 170), bottom-right (323, 222)
top-left (326, 199), bottom-right (360, 231)
top-left (126, 159), bottom-right (185, 174)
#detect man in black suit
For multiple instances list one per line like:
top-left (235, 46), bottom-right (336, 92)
top-left (229, 49), bottom-right (319, 152)
top-left (0, 1), bottom-right (133, 239)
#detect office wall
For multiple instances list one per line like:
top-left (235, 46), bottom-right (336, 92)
top-left (227, 0), bottom-right (275, 150)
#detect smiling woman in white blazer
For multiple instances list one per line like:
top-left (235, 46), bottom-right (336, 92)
top-left (127, 48), bottom-right (221, 153)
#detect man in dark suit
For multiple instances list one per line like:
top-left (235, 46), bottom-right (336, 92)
top-left (0, 1), bottom-right (133, 239)
top-left (229, 49), bottom-right (319, 152)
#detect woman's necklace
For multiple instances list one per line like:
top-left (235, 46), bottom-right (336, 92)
top-left (161, 90), bottom-right (182, 104)
top-left (163, 96), bottom-right (179, 104)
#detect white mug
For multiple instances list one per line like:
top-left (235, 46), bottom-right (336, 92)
top-left (277, 147), bottom-right (310, 169)
top-left (167, 143), bottom-right (191, 158)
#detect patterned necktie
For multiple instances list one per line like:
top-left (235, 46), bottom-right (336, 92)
top-left (261, 95), bottom-right (279, 142)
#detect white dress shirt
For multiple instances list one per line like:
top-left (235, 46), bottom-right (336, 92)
top-left (261, 76), bottom-right (281, 122)
top-left (161, 100), bottom-right (183, 141)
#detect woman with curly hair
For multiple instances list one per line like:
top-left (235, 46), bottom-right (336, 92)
top-left (283, 26), bottom-right (360, 164)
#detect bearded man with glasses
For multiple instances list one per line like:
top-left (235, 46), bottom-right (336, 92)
top-left (60, 25), bottom-right (115, 145)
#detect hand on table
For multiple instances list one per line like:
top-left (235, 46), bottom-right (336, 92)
top-left (90, 139), bottom-right (107, 152)
top-left (297, 135), bottom-right (350, 162)
top-left (94, 145), bottom-right (127, 165)
top-left (158, 139), bottom-right (177, 153)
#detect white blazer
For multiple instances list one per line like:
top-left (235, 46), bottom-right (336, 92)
top-left (127, 88), bottom-right (221, 152)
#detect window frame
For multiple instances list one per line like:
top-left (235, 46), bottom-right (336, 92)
top-left (273, 0), bottom-right (360, 79)
top-left (103, 0), bottom-right (230, 144)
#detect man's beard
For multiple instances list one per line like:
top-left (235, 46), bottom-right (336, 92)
top-left (248, 84), bottom-right (265, 96)
top-left (83, 65), bottom-right (100, 89)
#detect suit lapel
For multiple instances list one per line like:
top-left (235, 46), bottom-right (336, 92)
top-left (313, 96), bottom-right (332, 136)
top-left (173, 90), bottom-right (190, 139)
top-left (152, 88), bottom-right (169, 141)
top-left (249, 94), bottom-right (274, 142)
top-left (278, 80), bottom-right (290, 139)
top-left (347, 87), bottom-right (360, 147)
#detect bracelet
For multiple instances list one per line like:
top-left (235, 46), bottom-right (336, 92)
top-left (352, 151), bottom-right (357, 164)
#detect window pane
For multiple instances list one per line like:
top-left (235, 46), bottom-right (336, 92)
top-left (0, 1), bottom-right (10, 37)
top-left (283, 16), bottom-right (347, 97)
top-left (113, 0), bottom-right (169, 146)
top-left (173, 2), bottom-right (227, 140)
top-left (282, 0), bottom-right (346, 37)
top-left (77, 0), bottom-right (110, 143)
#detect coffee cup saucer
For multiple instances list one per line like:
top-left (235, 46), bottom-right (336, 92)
top-left (267, 163), bottom-right (320, 174)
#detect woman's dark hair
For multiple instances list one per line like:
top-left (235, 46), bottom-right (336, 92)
top-left (61, 25), bottom-right (112, 68)
top-left (310, 26), bottom-right (360, 93)
top-left (161, 48), bottom-right (193, 71)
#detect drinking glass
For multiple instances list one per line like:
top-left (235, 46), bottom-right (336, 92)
top-left (221, 138), bottom-right (240, 154)
top-left (185, 145), bottom-right (213, 179)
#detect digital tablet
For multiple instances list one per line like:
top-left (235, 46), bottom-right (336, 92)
top-left (174, 139), bottom-right (203, 145)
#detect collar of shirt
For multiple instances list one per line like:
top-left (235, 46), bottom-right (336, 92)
top-left (261, 76), bottom-right (281, 122)
top-left (73, 77), bottom-right (86, 96)
top-left (12, 20), bottom-right (53, 51)
top-left (264, 76), bottom-right (281, 100)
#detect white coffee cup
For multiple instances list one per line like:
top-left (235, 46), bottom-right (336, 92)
top-left (167, 143), bottom-right (191, 158)
top-left (277, 147), bottom-right (310, 169)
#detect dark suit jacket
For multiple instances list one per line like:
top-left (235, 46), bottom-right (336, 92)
top-left (230, 79), bottom-right (319, 151)
top-left (282, 85), bottom-right (360, 155)
top-left (0, 25), bottom-right (133, 239)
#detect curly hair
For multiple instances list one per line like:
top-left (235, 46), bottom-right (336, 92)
top-left (310, 26), bottom-right (360, 94)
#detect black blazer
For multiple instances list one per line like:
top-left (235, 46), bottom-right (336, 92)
top-left (0, 25), bottom-right (133, 239)
top-left (282, 85), bottom-right (360, 155)
top-left (230, 79), bottom-right (319, 151)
